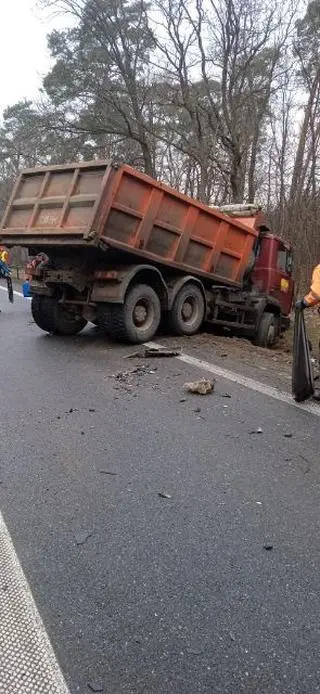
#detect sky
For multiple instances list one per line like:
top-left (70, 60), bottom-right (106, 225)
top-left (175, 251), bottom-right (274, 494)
top-left (0, 1), bottom-right (68, 117)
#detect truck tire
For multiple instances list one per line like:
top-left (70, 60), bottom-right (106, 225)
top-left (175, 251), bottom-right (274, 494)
top-left (109, 283), bottom-right (161, 343)
top-left (53, 303), bottom-right (87, 336)
top-left (31, 295), bottom-right (87, 335)
top-left (168, 283), bottom-right (205, 336)
top-left (253, 311), bottom-right (279, 348)
top-left (31, 295), bottom-right (56, 333)
top-left (96, 303), bottom-right (111, 334)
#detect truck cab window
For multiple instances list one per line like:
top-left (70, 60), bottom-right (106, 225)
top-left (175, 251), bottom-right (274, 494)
top-left (277, 249), bottom-right (287, 272)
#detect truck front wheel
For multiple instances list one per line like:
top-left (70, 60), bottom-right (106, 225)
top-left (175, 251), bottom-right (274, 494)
top-left (109, 283), bottom-right (161, 343)
top-left (168, 283), bottom-right (205, 336)
top-left (254, 311), bottom-right (279, 348)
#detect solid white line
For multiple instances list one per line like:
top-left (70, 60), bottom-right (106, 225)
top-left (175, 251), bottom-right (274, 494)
top-left (5, 289), bottom-right (318, 416)
top-left (146, 340), bottom-right (320, 418)
top-left (0, 285), bottom-right (28, 299)
top-left (0, 511), bottom-right (71, 693)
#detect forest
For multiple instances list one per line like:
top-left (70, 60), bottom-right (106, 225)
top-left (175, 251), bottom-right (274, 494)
top-left (1, 0), bottom-right (320, 288)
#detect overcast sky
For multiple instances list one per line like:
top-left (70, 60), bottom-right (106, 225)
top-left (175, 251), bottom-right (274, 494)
top-left (0, 1), bottom-right (68, 117)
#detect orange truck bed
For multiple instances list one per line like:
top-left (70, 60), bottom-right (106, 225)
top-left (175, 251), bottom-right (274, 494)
top-left (0, 160), bottom-right (259, 288)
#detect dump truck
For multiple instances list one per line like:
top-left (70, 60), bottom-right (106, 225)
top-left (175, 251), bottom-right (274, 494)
top-left (0, 160), bottom-right (294, 346)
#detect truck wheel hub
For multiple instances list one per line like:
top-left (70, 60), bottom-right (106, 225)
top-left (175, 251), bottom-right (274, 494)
top-left (133, 301), bottom-right (148, 326)
top-left (182, 299), bottom-right (194, 321)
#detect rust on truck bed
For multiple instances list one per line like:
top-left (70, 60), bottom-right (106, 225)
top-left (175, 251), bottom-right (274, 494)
top-left (0, 160), bottom-right (259, 287)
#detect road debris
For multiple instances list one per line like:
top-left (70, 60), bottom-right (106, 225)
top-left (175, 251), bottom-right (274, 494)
top-left (184, 379), bottom-right (215, 395)
top-left (125, 347), bottom-right (180, 359)
top-left (193, 407), bottom-right (201, 413)
top-left (75, 531), bottom-right (92, 546)
top-left (158, 492), bottom-right (172, 499)
top-left (284, 433), bottom-right (293, 438)
top-left (88, 681), bottom-right (103, 693)
top-left (179, 398), bottom-right (187, 403)
top-left (249, 427), bottom-right (263, 435)
top-left (89, 408), bottom-right (96, 412)
top-left (221, 393), bottom-right (232, 399)
top-left (263, 544), bottom-right (273, 551)
top-left (99, 469), bottom-right (118, 476)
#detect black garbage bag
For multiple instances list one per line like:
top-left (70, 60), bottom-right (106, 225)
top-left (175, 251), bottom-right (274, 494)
top-left (292, 308), bottom-right (314, 402)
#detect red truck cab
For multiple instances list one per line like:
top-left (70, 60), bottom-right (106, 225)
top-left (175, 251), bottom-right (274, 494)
top-left (251, 234), bottom-right (294, 317)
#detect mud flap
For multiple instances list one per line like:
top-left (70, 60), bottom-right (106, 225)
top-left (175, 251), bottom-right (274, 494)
top-left (7, 276), bottom-right (14, 304)
top-left (292, 308), bottom-right (314, 402)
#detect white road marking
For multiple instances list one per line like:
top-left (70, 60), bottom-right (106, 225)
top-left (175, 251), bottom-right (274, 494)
top-left (0, 285), bottom-right (31, 299)
top-left (6, 288), bottom-right (318, 417)
top-left (146, 341), bottom-right (320, 418)
top-left (0, 511), bottom-right (71, 693)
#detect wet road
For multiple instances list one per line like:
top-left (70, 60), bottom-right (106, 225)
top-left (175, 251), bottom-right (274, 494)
top-left (1, 291), bottom-right (320, 694)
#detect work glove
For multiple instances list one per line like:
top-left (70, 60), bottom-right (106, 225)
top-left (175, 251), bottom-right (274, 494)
top-left (295, 299), bottom-right (307, 310)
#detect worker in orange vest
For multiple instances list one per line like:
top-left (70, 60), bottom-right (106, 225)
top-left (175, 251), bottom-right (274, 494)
top-left (0, 247), bottom-right (9, 264)
top-left (296, 264), bottom-right (320, 310)
top-left (296, 264), bottom-right (320, 400)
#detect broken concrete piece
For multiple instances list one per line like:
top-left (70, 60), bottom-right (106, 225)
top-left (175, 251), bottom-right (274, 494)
top-left (184, 379), bottom-right (215, 395)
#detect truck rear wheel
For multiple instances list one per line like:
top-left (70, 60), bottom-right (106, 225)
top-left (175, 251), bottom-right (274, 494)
top-left (253, 311), bottom-right (279, 348)
top-left (109, 283), bottom-right (161, 343)
top-left (96, 303), bottom-right (111, 334)
top-left (31, 295), bottom-right (87, 336)
top-left (31, 296), bottom-right (56, 333)
top-left (168, 283), bottom-right (205, 336)
top-left (53, 303), bottom-right (87, 336)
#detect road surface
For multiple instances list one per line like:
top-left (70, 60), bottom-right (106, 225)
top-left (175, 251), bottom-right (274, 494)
top-left (0, 290), bottom-right (320, 694)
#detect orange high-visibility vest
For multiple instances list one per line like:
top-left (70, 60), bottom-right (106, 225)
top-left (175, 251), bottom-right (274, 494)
top-left (304, 264), bottom-right (320, 306)
top-left (0, 250), bottom-right (8, 263)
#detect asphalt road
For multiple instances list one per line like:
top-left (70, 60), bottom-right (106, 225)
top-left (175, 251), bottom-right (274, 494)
top-left (1, 292), bottom-right (320, 694)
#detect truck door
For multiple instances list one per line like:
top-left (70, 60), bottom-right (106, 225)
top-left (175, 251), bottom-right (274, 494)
top-left (271, 241), bottom-right (294, 315)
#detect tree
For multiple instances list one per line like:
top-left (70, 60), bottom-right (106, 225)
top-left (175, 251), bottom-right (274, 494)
top-left (41, 0), bottom-right (157, 174)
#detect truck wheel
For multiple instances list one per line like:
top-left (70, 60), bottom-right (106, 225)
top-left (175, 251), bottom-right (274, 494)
top-left (53, 304), bottom-right (87, 336)
top-left (96, 303), bottom-right (112, 334)
top-left (31, 295), bottom-right (56, 333)
top-left (32, 296), bottom-right (87, 335)
top-left (168, 284), bottom-right (205, 336)
top-left (254, 311), bottom-right (279, 348)
top-left (109, 283), bottom-right (161, 343)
